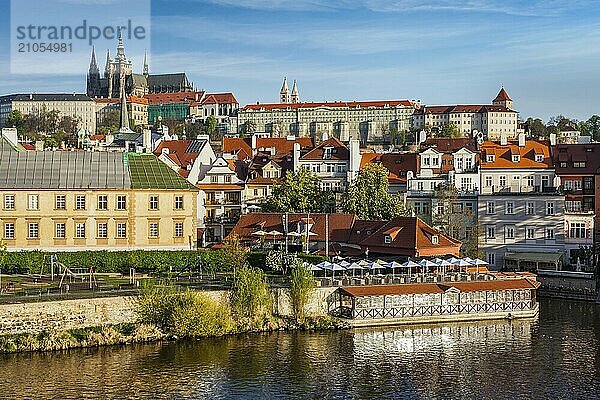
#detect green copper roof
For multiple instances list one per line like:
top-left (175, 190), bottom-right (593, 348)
top-left (126, 153), bottom-right (196, 190)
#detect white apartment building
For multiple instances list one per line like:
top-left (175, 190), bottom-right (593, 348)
top-left (478, 136), bottom-right (565, 270)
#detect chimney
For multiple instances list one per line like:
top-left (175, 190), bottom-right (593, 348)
top-left (500, 133), bottom-right (507, 146)
top-left (1, 128), bottom-right (18, 148)
top-left (35, 140), bottom-right (44, 151)
top-left (293, 142), bottom-right (301, 172)
top-left (550, 133), bottom-right (557, 146)
top-left (349, 139), bottom-right (361, 182)
top-left (142, 128), bottom-right (152, 152)
top-left (251, 133), bottom-right (257, 152)
top-left (518, 133), bottom-right (525, 147)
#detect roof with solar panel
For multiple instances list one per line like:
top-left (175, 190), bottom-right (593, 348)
top-left (0, 150), bottom-right (196, 190)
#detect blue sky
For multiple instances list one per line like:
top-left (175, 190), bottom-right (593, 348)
top-left (1, 0), bottom-right (599, 121)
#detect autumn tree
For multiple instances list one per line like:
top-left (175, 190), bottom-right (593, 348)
top-left (261, 168), bottom-right (335, 213)
top-left (341, 163), bottom-right (408, 220)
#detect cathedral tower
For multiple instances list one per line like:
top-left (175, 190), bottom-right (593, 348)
top-left (492, 86), bottom-right (513, 110)
top-left (291, 80), bottom-right (299, 104)
top-left (86, 47), bottom-right (100, 97)
top-left (280, 77), bottom-right (290, 103)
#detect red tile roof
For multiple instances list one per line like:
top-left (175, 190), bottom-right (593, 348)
top-left (360, 152), bottom-right (418, 183)
top-left (413, 104), bottom-right (515, 115)
top-left (256, 137), bottom-right (313, 155)
top-left (552, 143), bottom-right (600, 175)
top-left (197, 184), bottom-right (244, 191)
top-left (480, 140), bottom-right (552, 169)
top-left (191, 92), bottom-right (238, 106)
top-left (421, 138), bottom-right (477, 153)
top-left (241, 100), bottom-right (414, 111)
top-left (494, 87), bottom-right (512, 102)
top-left (300, 137), bottom-right (349, 160)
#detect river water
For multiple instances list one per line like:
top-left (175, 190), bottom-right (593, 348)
top-left (1, 298), bottom-right (599, 399)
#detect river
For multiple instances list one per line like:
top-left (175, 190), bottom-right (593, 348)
top-left (1, 298), bottom-right (599, 399)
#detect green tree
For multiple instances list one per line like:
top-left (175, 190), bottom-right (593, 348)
top-left (171, 291), bottom-right (235, 337)
top-left (97, 110), bottom-right (120, 134)
top-left (438, 123), bottom-right (461, 138)
top-left (4, 110), bottom-right (24, 131)
top-left (241, 120), bottom-right (256, 137)
top-left (341, 163), bottom-right (408, 220)
top-left (289, 262), bottom-right (316, 323)
top-left (206, 115), bottom-right (218, 135)
top-left (526, 117), bottom-right (546, 138)
top-left (222, 234), bottom-right (248, 278)
top-left (262, 168), bottom-right (335, 213)
top-left (586, 115), bottom-right (600, 141)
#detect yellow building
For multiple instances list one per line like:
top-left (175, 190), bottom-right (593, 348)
top-left (0, 147), bottom-right (198, 251)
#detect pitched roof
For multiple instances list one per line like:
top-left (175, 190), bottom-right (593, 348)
top-left (413, 104), bottom-right (515, 115)
top-left (126, 153), bottom-right (196, 190)
top-left (0, 93), bottom-right (92, 103)
top-left (360, 152), bottom-right (418, 183)
top-left (300, 137), bottom-right (349, 160)
top-left (241, 100), bottom-right (414, 111)
top-left (494, 87), bottom-right (512, 102)
top-left (256, 137), bottom-right (313, 155)
top-left (551, 143), bottom-right (600, 174)
top-left (480, 140), bottom-right (552, 169)
top-left (145, 91), bottom-right (204, 105)
top-left (421, 138), bottom-right (477, 153)
top-left (0, 135), bottom-right (25, 152)
top-left (194, 92), bottom-right (238, 106)
top-left (339, 278), bottom-right (539, 297)
top-left (153, 139), bottom-right (208, 171)
top-left (222, 138), bottom-right (253, 160)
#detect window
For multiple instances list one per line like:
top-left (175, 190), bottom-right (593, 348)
top-left (545, 227), bottom-right (555, 240)
top-left (431, 235), bottom-right (439, 245)
top-left (563, 180), bottom-right (573, 190)
top-left (28, 194), bottom-right (39, 210)
top-left (570, 222), bottom-right (586, 239)
top-left (97, 195), bottom-right (108, 210)
top-left (224, 175), bottom-right (232, 183)
top-left (512, 155), bottom-right (520, 162)
top-left (499, 176), bottom-right (507, 187)
top-left (574, 162), bottom-right (586, 168)
top-left (75, 222), bottom-right (86, 238)
top-left (487, 252), bottom-right (496, 266)
top-left (116, 222), bottom-right (127, 238)
top-left (4, 194), bottom-right (15, 210)
top-left (584, 177), bottom-right (593, 190)
top-left (117, 195), bottom-right (127, 210)
top-left (505, 201), bottom-right (515, 215)
top-left (75, 195), bottom-right (86, 210)
top-left (149, 196), bottom-right (159, 210)
top-left (526, 227), bottom-right (536, 240)
top-left (505, 225), bottom-right (515, 240)
top-left (484, 176), bottom-right (492, 187)
top-left (535, 154), bottom-right (544, 162)
top-left (526, 176), bottom-right (534, 187)
top-left (546, 202), bottom-right (555, 215)
top-left (55, 195), bottom-right (66, 210)
top-left (486, 226), bottom-right (496, 239)
top-left (28, 223), bottom-right (39, 238)
top-left (97, 222), bottom-right (108, 238)
top-left (175, 222), bottom-right (184, 238)
top-left (486, 155), bottom-right (495, 163)
top-left (55, 222), bottom-right (66, 238)
top-left (487, 201), bottom-right (495, 215)
top-left (149, 222), bottom-right (159, 238)
top-left (210, 176), bottom-right (219, 183)
top-left (4, 223), bottom-right (15, 239)
top-left (175, 196), bottom-right (184, 210)
top-left (526, 202), bottom-right (535, 215)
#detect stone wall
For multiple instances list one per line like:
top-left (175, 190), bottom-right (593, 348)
top-left (272, 287), bottom-right (337, 317)
top-left (537, 270), bottom-right (597, 301)
top-left (0, 296), bottom-right (137, 335)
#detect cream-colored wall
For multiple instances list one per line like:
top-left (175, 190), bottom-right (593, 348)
top-left (0, 189), bottom-right (197, 251)
top-left (10, 100), bottom-right (97, 133)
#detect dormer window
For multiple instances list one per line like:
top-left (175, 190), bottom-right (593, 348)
top-left (535, 154), bottom-right (544, 162)
top-left (512, 155), bottom-right (521, 162)
top-left (324, 147), bottom-right (332, 159)
top-left (384, 235), bottom-right (392, 244)
top-left (432, 235), bottom-right (439, 245)
top-left (486, 155), bottom-right (495, 162)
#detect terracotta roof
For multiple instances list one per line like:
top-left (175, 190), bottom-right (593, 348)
top-left (256, 137), bottom-right (313, 155)
top-left (227, 213), bottom-right (461, 257)
top-left (222, 138), bottom-right (253, 160)
top-left (301, 137), bottom-right (349, 160)
top-left (421, 138), bottom-right (477, 153)
top-left (360, 152), bottom-right (418, 183)
top-left (413, 104), bottom-right (515, 115)
top-left (191, 92), bottom-right (238, 106)
top-left (493, 87), bottom-right (512, 102)
top-left (21, 143), bottom-right (35, 150)
top-left (241, 100), bottom-right (414, 111)
top-left (480, 140), bottom-right (552, 169)
top-left (154, 139), bottom-right (209, 177)
top-left (89, 134), bottom-right (106, 141)
top-left (339, 278), bottom-right (538, 297)
top-left (145, 91), bottom-right (205, 105)
top-left (94, 96), bottom-right (148, 105)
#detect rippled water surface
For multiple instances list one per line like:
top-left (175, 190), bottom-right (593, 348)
top-left (1, 298), bottom-right (599, 399)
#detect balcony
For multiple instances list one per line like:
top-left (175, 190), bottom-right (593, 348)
top-left (480, 185), bottom-right (561, 196)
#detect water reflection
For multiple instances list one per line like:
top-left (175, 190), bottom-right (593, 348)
top-left (0, 298), bottom-right (599, 399)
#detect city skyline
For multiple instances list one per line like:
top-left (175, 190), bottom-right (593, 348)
top-left (1, 0), bottom-right (599, 121)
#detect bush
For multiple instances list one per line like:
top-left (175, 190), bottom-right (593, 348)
top-left (135, 282), bottom-right (181, 331)
top-left (171, 292), bottom-right (235, 337)
top-left (230, 265), bottom-right (271, 319)
top-left (289, 263), bottom-right (316, 323)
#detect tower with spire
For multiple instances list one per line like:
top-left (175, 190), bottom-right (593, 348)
top-left (143, 50), bottom-right (149, 78)
top-left (291, 80), bottom-right (299, 104)
top-left (492, 86), bottom-right (513, 110)
top-left (86, 47), bottom-right (100, 97)
top-left (280, 77), bottom-right (290, 103)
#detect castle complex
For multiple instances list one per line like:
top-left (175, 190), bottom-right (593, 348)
top-left (86, 33), bottom-right (194, 99)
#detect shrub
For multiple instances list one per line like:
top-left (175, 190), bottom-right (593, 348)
top-left (289, 263), bottom-right (316, 323)
top-left (230, 265), bottom-right (271, 319)
top-left (135, 282), bottom-right (181, 331)
top-left (171, 292), bottom-right (235, 337)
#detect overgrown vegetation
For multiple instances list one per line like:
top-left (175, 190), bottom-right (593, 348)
top-left (230, 265), bottom-right (272, 320)
top-left (289, 263), bottom-right (316, 323)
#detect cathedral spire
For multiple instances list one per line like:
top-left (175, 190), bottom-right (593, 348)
top-left (115, 82), bottom-right (134, 134)
top-left (280, 77), bottom-right (290, 103)
top-left (88, 46), bottom-right (99, 75)
top-left (104, 49), bottom-right (111, 78)
top-left (143, 49), bottom-right (149, 77)
top-left (291, 79), bottom-right (299, 103)
top-left (116, 31), bottom-right (127, 61)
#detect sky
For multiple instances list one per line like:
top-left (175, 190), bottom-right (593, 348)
top-left (1, 0), bottom-right (599, 121)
